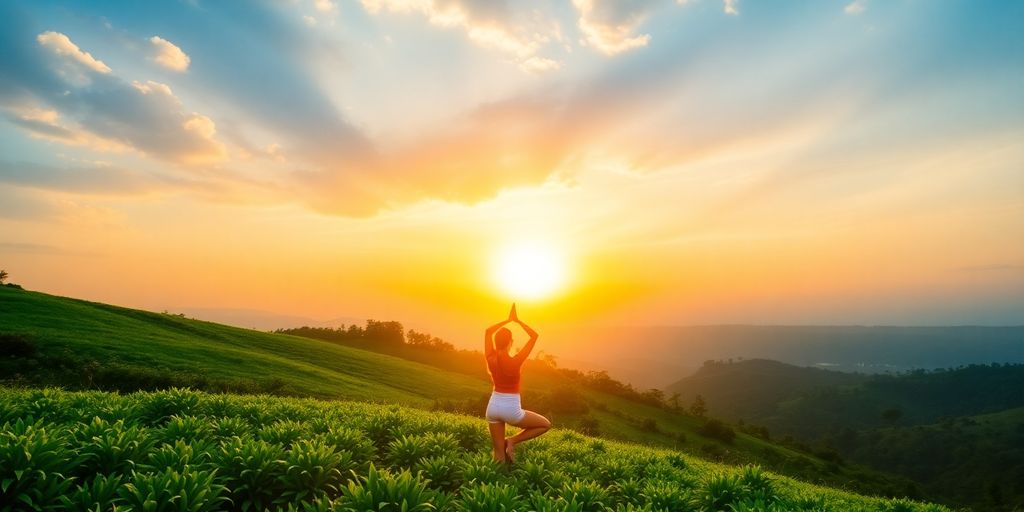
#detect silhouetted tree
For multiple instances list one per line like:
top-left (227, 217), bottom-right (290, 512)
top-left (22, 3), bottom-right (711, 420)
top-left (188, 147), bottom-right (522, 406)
top-left (689, 394), bottom-right (708, 418)
top-left (669, 392), bottom-right (682, 411)
top-left (0, 269), bottom-right (7, 284)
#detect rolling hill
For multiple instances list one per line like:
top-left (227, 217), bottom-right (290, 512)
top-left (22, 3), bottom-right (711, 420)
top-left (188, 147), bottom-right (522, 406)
top-left (0, 285), bottom-right (923, 499)
top-left (665, 358), bottom-right (1024, 511)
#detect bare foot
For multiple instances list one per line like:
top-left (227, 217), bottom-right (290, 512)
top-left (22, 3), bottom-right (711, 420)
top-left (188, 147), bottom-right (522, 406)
top-left (504, 439), bottom-right (516, 464)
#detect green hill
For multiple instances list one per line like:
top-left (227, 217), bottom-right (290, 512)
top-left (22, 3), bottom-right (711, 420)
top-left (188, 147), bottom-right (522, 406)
top-left (0, 285), bottom-right (920, 500)
top-left (0, 387), bottom-right (948, 512)
top-left (665, 358), bottom-right (1024, 511)
top-left (828, 407), bottom-right (1024, 510)
top-left (665, 359), bottom-right (868, 422)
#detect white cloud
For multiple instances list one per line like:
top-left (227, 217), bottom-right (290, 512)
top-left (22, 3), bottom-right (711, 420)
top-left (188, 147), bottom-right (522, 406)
top-left (314, 0), bottom-right (337, 13)
top-left (844, 0), bottom-right (866, 15)
top-left (149, 36), bottom-right (191, 72)
top-left (573, 0), bottom-right (656, 56)
top-left (361, 0), bottom-right (562, 73)
top-left (723, 0), bottom-right (739, 15)
top-left (36, 31), bottom-right (111, 74)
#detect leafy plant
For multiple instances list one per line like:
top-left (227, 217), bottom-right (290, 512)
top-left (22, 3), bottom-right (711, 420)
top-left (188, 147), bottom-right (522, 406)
top-left (0, 419), bottom-right (80, 511)
top-left (278, 440), bottom-right (354, 503)
top-left (117, 467), bottom-right (228, 512)
top-left (338, 464), bottom-right (435, 512)
top-left (216, 437), bottom-right (286, 512)
top-left (456, 482), bottom-right (524, 512)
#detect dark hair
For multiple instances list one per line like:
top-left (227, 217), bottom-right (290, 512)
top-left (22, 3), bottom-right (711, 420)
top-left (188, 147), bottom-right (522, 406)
top-left (495, 327), bottom-right (512, 350)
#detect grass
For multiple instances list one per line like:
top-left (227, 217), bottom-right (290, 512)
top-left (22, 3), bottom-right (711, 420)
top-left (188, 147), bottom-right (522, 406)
top-left (0, 286), bottom-right (483, 404)
top-left (0, 387), bottom-right (950, 512)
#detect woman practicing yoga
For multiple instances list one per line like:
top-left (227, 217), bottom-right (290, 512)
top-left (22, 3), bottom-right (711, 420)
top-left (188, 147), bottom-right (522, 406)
top-left (483, 304), bottom-right (552, 463)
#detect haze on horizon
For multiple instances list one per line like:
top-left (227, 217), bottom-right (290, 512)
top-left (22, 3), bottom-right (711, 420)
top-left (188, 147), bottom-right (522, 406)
top-left (1, 0), bottom-right (1022, 348)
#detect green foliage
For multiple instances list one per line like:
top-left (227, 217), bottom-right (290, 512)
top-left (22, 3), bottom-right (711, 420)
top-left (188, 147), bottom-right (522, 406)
top-left (338, 464), bottom-right (435, 512)
top-left (216, 437), bottom-right (286, 512)
top-left (117, 467), bottom-right (228, 512)
top-left (458, 482), bottom-right (525, 512)
top-left (0, 387), bottom-right (948, 512)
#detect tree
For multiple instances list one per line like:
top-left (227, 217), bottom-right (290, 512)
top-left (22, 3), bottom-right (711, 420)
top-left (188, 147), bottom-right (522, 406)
top-left (669, 392), bottom-right (682, 411)
top-left (689, 394), bottom-right (708, 418)
top-left (0, 269), bottom-right (7, 284)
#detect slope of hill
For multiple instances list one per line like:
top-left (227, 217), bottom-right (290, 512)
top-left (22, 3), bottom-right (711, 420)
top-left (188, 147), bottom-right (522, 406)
top-left (665, 359), bottom-right (868, 421)
top-left (0, 286), bottom-right (483, 405)
top-left (665, 358), bottom-right (1024, 511)
top-left (829, 407), bottom-right (1024, 510)
top-left (0, 387), bottom-right (949, 512)
top-left (0, 285), bottom-right (921, 499)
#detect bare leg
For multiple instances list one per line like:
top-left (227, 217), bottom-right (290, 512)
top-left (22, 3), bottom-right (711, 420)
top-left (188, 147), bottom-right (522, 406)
top-left (506, 410), bottom-right (551, 462)
top-left (488, 421), bottom-right (507, 462)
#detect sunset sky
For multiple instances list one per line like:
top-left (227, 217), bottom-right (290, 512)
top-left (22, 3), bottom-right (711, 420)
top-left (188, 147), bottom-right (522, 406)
top-left (1, 0), bottom-right (1022, 347)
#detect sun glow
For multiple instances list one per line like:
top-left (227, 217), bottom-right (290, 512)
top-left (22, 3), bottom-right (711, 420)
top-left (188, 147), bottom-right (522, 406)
top-left (492, 242), bottom-right (568, 300)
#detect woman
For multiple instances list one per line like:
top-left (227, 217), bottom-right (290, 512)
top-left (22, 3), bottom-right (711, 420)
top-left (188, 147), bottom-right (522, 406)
top-left (483, 304), bottom-right (552, 463)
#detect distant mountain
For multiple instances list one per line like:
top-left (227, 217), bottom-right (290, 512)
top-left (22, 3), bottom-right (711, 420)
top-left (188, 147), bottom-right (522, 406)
top-left (544, 325), bottom-right (1024, 389)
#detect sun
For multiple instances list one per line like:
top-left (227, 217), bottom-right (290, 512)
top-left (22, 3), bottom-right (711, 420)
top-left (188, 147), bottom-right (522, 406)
top-left (492, 242), bottom-right (567, 300)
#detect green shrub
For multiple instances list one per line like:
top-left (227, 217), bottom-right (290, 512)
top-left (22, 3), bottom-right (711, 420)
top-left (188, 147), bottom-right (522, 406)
top-left (0, 333), bottom-right (37, 358)
top-left (118, 467), bottom-right (228, 512)
top-left (457, 482), bottom-right (524, 512)
top-left (694, 473), bottom-right (745, 511)
top-left (216, 437), bottom-right (287, 511)
top-left (698, 419), bottom-right (736, 444)
top-left (73, 417), bottom-right (154, 475)
top-left (321, 426), bottom-right (375, 465)
top-left (338, 464), bottom-right (435, 512)
top-left (59, 474), bottom-right (123, 511)
top-left (415, 454), bottom-right (462, 492)
top-left (278, 439), bottom-right (355, 503)
top-left (259, 419), bottom-right (310, 448)
top-left (0, 419), bottom-right (80, 510)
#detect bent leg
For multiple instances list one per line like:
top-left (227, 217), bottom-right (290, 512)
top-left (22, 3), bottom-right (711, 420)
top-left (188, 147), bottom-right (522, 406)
top-left (488, 421), bottom-right (506, 462)
top-left (506, 410), bottom-right (551, 461)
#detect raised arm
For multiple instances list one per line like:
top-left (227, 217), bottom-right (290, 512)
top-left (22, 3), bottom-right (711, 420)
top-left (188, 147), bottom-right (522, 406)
top-left (484, 319), bottom-right (510, 358)
top-left (513, 320), bottom-right (539, 362)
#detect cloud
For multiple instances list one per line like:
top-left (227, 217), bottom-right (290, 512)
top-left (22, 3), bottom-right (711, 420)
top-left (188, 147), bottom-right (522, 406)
top-left (361, 0), bottom-right (562, 72)
top-left (723, 0), bottom-right (739, 15)
top-left (0, 30), bottom-right (227, 165)
top-left (36, 31), bottom-right (111, 74)
top-left (3, 106), bottom-right (130, 151)
top-left (0, 160), bottom-right (178, 195)
top-left (297, 92), bottom-right (580, 216)
top-left (844, 0), bottom-right (866, 15)
top-left (573, 0), bottom-right (657, 55)
top-left (314, 0), bottom-right (337, 13)
top-left (149, 36), bottom-right (191, 72)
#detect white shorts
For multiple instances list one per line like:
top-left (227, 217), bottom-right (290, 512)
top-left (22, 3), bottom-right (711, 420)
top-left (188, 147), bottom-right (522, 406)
top-left (485, 391), bottom-right (526, 424)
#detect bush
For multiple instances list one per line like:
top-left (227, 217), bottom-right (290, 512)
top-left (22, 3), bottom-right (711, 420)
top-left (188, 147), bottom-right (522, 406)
top-left (698, 419), bottom-right (736, 444)
top-left (0, 333), bottom-right (37, 358)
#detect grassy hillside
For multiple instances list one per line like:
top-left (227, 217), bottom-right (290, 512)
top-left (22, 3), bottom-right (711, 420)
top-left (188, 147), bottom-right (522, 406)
top-left (828, 407), bottom-right (1024, 511)
top-left (0, 285), bottom-right (484, 405)
top-left (0, 387), bottom-right (948, 512)
top-left (0, 285), bottom-right (920, 499)
top-left (664, 358), bottom-right (1024, 511)
top-left (665, 359), bottom-right (868, 422)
